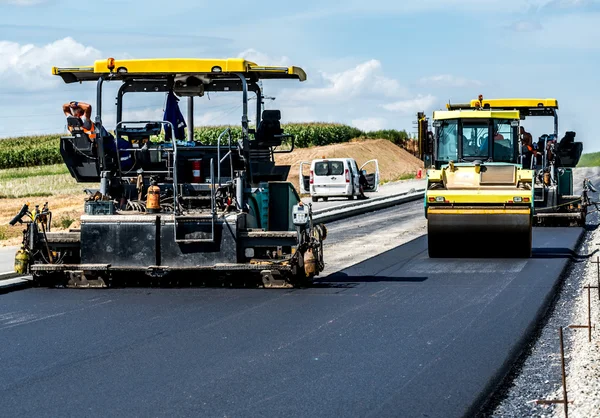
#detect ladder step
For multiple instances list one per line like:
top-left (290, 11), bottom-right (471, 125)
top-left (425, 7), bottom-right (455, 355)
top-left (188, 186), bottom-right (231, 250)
top-left (180, 196), bottom-right (212, 201)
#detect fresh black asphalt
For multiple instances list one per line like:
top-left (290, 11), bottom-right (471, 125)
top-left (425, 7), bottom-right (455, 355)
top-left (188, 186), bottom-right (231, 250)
top-left (0, 227), bottom-right (584, 418)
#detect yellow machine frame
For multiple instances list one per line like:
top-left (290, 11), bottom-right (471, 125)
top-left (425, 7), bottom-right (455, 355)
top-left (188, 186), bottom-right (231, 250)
top-left (52, 58), bottom-right (306, 83)
top-left (451, 98), bottom-right (558, 110)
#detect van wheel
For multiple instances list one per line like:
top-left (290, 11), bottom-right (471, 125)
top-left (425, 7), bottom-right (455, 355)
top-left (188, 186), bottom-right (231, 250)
top-left (312, 196), bottom-right (318, 202)
top-left (322, 197), bottom-right (328, 202)
top-left (347, 196), bottom-right (354, 200)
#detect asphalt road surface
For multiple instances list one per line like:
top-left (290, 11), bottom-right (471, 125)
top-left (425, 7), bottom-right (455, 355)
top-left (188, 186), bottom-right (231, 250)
top-left (0, 226), bottom-right (584, 418)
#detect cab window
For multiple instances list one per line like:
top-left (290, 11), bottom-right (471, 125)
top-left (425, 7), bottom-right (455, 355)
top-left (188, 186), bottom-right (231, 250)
top-left (492, 120), bottom-right (516, 162)
top-left (462, 122), bottom-right (489, 159)
top-left (437, 120), bottom-right (458, 161)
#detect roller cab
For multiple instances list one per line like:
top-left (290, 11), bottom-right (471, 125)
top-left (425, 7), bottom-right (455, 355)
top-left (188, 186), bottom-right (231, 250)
top-left (425, 109), bottom-right (534, 258)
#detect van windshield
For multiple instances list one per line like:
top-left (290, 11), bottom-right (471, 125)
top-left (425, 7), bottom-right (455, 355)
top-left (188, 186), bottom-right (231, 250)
top-left (314, 161), bottom-right (344, 176)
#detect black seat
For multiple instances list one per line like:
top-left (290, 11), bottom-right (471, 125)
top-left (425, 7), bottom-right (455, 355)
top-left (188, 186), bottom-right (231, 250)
top-left (559, 131), bottom-right (576, 147)
top-left (555, 131), bottom-right (582, 167)
top-left (60, 116), bottom-right (100, 182)
top-left (253, 110), bottom-right (283, 148)
top-left (66, 116), bottom-right (94, 152)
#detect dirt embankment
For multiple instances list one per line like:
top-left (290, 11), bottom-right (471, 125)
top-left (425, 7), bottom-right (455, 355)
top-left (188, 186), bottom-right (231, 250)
top-left (275, 139), bottom-right (424, 191)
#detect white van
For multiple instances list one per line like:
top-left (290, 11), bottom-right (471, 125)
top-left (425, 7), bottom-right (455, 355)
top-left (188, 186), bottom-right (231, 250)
top-left (299, 158), bottom-right (379, 202)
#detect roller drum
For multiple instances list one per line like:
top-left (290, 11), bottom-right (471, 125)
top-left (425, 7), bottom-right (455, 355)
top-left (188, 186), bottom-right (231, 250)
top-left (427, 207), bottom-right (532, 258)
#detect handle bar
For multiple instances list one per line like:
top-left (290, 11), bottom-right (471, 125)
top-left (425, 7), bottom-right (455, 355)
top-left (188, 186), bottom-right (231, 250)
top-left (9, 204), bottom-right (29, 226)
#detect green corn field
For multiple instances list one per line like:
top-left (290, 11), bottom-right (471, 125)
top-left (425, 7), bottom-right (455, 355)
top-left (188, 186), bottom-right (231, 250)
top-left (0, 124), bottom-right (412, 170)
top-left (0, 135), bottom-right (63, 169)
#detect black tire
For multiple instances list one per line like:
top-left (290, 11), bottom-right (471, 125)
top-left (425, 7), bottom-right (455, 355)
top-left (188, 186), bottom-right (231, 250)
top-left (312, 196), bottom-right (318, 202)
top-left (323, 197), bottom-right (328, 202)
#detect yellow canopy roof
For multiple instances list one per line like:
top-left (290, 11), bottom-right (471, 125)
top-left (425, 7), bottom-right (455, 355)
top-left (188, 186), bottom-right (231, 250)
top-left (433, 110), bottom-right (520, 120)
top-left (52, 57), bottom-right (306, 83)
top-left (446, 97), bottom-right (558, 114)
top-left (473, 98), bottom-right (558, 109)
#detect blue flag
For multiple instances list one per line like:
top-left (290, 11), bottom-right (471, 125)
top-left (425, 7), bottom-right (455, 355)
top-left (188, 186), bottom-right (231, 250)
top-left (163, 91), bottom-right (187, 140)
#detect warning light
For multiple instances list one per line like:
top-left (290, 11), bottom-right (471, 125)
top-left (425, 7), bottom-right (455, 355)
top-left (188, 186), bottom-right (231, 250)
top-left (107, 58), bottom-right (115, 71)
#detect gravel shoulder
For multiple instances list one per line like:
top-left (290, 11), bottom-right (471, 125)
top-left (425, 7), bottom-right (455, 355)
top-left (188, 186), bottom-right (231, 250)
top-left (549, 238), bottom-right (600, 418)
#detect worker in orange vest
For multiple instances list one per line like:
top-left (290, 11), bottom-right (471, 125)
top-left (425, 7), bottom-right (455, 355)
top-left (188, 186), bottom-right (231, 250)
top-left (62, 101), bottom-right (96, 140)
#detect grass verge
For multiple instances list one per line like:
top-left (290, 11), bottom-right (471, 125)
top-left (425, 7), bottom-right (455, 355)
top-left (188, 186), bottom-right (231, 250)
top-left (0, 164), bottom-right (94, 245)
top-left (578, 152), bottom-right (600, 167)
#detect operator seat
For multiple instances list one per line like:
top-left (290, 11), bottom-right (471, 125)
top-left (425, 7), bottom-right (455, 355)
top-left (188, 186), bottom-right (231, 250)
top-left (66, 116), bottom-right (94, 153)
top-left (253, 110), bottom-right (283, 148)
top-left (249, 110), bottom-right (291, 182)
top-left (60, 116), bottom-right (100, 182)
top-left (555, 131), bottom-right (583, 167)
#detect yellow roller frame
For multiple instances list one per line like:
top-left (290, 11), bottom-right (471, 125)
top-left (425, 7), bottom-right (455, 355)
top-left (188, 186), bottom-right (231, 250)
top-left (427, 208), bottom-right (531, 215)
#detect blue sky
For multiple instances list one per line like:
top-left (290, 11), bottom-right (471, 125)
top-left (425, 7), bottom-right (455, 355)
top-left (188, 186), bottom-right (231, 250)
top-left (1, 0), bottom-right (599, 150)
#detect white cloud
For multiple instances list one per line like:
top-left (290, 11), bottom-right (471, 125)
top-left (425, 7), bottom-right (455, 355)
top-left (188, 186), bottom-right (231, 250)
top-left (283, 59), bottom-right (408, 102)
top-left (0, 37), bottom-right (102, 90)
top-left (418, 74), bottom-right (482, 87)
top-left (238, 48), bottom-right (291, 67)
top-left (381, 94), bottom-right (437, 114)
top-left (351, 117), bottom-right (387, 132)
top-left (262, 57), bottom-right (435, 130)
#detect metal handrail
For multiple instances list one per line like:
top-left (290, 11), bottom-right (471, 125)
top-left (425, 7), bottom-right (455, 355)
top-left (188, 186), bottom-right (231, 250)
top-left (174, 158), bottom-right (216, 244)
top-left (114, 120), bottom-right (178, 213)
top-left (216, 127), bottom-right (234, 187)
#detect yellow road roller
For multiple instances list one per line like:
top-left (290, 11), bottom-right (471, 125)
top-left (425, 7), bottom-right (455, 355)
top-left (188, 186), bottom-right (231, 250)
top-left (424, 107), bottom-right (534, 258)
